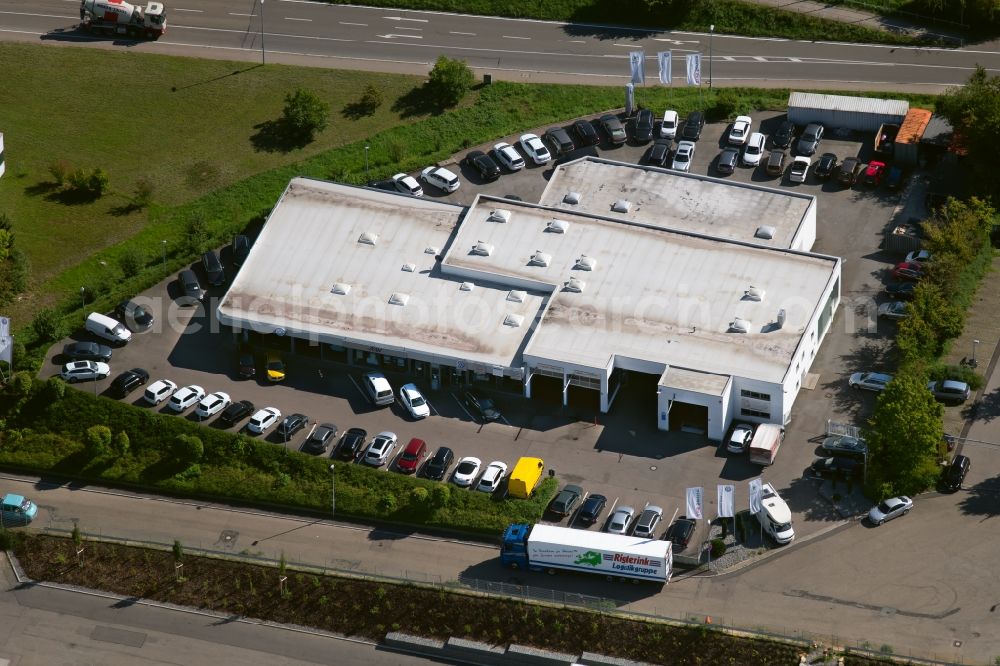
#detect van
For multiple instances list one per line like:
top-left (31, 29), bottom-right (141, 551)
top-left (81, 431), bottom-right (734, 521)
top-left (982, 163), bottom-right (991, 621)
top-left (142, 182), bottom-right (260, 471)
top-left (86, 312), bottom-right (132, 345)
top-left (364, 372), bottom-right (394, 406)
top-left (756, 482), bottom-right (794, 544)
top-left (507, 457), bottom-right (545, 499)
top-left (748, 424), bottom-right (784, 465)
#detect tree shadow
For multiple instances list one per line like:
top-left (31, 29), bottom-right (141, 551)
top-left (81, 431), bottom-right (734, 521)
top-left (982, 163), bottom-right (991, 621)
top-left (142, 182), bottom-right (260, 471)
top-left (341, 100), bottom-right (377, 121)
top-left (109, 202), bottom-right (143, 217)
top-left (45, 188), bottom-right (103, 206)
top-left (24, 181), bottom-right (60, 197)
top-left (139, 458), bottom-right (189, 483)
top-left (957, 475), bottom-right (1000, 519)
top-left (250, 119), bottom-right (310, 154)
top-left (962, 387), bottom-right (1000, 423)
top-left (391, 85), bottom-right (446, 119)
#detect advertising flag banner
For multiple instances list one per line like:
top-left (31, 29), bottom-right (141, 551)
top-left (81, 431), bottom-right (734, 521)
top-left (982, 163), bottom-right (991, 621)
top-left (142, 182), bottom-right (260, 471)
top-left (749, 478), bottom-right (763, 515)
top-left (0, 316), bottom-right (10, 365)
top-left (717, 484), bottom-right (735, 518)
top-left (625, 83), bottom-right (635, 117)
top-left (629, 50), bottom-right (646, 84)
top-left (685, 487), bottom-right (704, 520)
top-left (658, 51), bottom-right (672, 84)
top-left (686, 53), bottom-right (702, 86)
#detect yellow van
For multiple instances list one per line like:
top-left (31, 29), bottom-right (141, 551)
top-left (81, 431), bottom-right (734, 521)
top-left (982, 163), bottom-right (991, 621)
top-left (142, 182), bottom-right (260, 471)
top-left (507, 457), bottom-right (545, 499)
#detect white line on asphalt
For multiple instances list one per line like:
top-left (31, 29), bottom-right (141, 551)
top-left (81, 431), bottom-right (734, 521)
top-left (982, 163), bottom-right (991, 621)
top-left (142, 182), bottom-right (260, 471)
top-left (753, 56), bottom-right (767, 62)
top-left (451, 393), bottom-right (477, 421)
top-left (339, 21), bottom-right (367, 26)
top-left (383, 16), bottom-right (429, 22)
top-left (502, 35), bottom-right (531, 40)
top-left (375, 34), bottom-right (423, 39)
top-left (173, 7), bottom-right (203, 12)
top-left (498, 415), bottom-right (512, 427)
top-left (346, 374), bottom-right (366, 401)
top-left (449, 31), bottom-right (476, 35)
top-left (285, 17), bottom-right (312, 21)
top-left (566, 40), bottom-right (585, 43)
top-left (395, 26), bottom-right (423, 31)
top-left (611, 43), bottom-right (635, 47)
top-left (789, 57), bottom-right (802, 62)
top-left (722, 56), bottom-right (735, 61)
top-left (229, 12), bottom-right (257, 17)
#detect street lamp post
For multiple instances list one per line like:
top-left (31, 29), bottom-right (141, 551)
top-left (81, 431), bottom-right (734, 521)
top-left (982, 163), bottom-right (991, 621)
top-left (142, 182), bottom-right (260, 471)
top-left (364, 145), bottom-right (370, 180)
top-left (260, 0), bottom-right (266, 65)
top-left (80, 286), bottom-right (86, 318)
top-left (161, 240), bottom-right (167, 273)
top-left (972, 339), bottom-right (980, 368)
top-left (709, 25), bottom-right (715, 90)
top-left (329, 463), bottom-right (336, 518)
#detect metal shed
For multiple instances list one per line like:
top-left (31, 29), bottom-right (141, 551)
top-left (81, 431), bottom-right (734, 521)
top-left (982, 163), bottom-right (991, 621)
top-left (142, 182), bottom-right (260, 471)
top-left (895, 108), bottom-right (932, 166)
top-left (787, 92), bottom-right (909, 132)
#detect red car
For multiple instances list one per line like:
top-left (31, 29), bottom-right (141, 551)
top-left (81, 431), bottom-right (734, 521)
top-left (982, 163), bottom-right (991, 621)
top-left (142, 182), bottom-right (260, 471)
top-left (865, 160), bottom-right (886, 186)
top-left (396, 438), bottom-right (427, 474)
top-left (892, 261), bottom-right (925, 281)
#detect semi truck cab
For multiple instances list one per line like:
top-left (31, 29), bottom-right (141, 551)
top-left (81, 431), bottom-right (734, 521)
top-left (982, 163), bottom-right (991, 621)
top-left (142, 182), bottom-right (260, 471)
top-left (500, 523), bottom-right (530, 569)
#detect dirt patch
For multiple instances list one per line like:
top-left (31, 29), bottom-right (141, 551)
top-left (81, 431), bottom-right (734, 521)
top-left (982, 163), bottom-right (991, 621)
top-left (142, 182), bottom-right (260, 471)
top-left (15, 534), bottom-right (802, 665)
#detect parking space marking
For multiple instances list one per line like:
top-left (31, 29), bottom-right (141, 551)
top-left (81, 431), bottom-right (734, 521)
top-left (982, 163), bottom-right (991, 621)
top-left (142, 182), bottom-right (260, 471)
top-left (451, 392), bottom-right (477, 421)
top-left (346, 374), bottom-right (366, 401)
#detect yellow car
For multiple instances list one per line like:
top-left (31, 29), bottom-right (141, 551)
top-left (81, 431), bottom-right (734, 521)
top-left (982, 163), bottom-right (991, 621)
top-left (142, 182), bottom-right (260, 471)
top-left (266, 353), bottom-right (285, 382)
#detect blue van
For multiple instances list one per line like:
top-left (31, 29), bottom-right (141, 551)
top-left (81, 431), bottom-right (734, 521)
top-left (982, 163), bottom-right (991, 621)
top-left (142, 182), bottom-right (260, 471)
top-left (1, 494), bottom-right (37, 525)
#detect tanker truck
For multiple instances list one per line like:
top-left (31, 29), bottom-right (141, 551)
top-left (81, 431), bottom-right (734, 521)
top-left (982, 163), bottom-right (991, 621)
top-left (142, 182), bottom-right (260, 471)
top-left (80, 0), bottom-right (167, 39)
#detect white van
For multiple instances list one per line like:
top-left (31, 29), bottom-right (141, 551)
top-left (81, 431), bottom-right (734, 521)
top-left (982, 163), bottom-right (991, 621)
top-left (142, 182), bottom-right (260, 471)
top-left (86, 312), bottom-right (132, 345)
top-left (363, 372), bottom-right (395, 406)
top-left (756, 482), bottom-right (794, 544)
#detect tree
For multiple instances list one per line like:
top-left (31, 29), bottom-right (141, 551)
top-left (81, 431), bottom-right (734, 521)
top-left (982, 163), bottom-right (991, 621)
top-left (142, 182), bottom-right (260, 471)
top-left (281, 89), bottom-right (329, 142)
top-left (113, 431), bottom-right (131, 457)
top-left (31, 308), bottom-right (64, 343)
top-left (426, 56), bottom-right (474, 108)
top-left (173, 434), bottom-right (204, 464)
top-left (118, 247), bottom-right (145, 278)
top-left (936, 67), bottom-right (1000, 201)
top-left (864, 368), bottom-right (943, 498)
top-left (359, 84), bottom-right (383, 114)
top-left (85, 425), bottom-right (114, 457)
top-left (184, 214), bottom-right (210, 254)
top-left (131, 177), bottom-right (155, 209)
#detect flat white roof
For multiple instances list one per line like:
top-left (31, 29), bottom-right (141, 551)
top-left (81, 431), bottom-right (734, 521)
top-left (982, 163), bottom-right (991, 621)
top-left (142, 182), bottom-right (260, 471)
top-left (538, 157), bottom-right (814, 249)
top-left (528, 524), bottom-right (671, 558)
top-left (217, 178), bottom-right (544, 370)
top-left (444, 196), bottom-right (839, 383)
top-left (660, 367), bottom-right (730, 396)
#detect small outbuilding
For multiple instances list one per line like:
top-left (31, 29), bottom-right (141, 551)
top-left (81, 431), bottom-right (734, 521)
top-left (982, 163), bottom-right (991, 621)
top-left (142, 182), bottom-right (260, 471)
top-left (787, 92), bottom-right (908, 132)
top-left (894, 108), bottom-right (933, 166)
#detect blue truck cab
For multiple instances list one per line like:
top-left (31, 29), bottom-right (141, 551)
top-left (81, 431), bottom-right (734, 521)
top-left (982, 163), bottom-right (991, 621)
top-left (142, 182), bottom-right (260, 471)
top-left (500, 523), bottom-right (531, 570)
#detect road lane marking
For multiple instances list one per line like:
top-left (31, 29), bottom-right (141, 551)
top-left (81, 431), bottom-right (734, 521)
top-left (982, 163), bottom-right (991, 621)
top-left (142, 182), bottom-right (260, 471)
top-left (384, 16), bottom-right (428, 22)
top-left (566, 39), bottom-right (585, 43)
top-left (502, 35), bottom-right (530, 40)
top-left (285, 17), bottom-right (312, 21)
top-left (449, 31), bottom-right (476, 35)
top-left (229, 12), bottom-right (257, 17)
top-left (375, 33), bottom-right (423, 39)
top-left (173, 7), bottom-right (203, 12)
top-left (340, 21), bottom-right (367, 26)
top-left (395, 26), bottom-right (423, 31)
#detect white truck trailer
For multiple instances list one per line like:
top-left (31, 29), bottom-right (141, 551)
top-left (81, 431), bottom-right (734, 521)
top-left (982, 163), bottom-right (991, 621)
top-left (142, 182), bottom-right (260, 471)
top-left (500, 523), bottom-right (672, 584)
top-left (80, 0), bottom-right (167, 39)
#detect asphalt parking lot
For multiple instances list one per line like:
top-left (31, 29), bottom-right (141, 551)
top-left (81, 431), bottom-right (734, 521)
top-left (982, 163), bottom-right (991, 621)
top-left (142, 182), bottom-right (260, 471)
top-left (44, 107), bottom-right (931, 553)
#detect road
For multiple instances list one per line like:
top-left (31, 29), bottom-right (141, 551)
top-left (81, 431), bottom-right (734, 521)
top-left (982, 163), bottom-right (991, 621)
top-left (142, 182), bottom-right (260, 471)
top-left (7, 471), bottom-right (1000, 663)
top-left (2, 0), bottom-right (999, 91)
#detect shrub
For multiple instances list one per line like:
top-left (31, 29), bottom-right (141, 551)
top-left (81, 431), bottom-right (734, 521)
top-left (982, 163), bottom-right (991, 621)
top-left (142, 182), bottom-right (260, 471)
top-left (48, 160), bottom-right (71, 185)
top-left (67, 167), bottom-right (110, 197)
top-left (30, 308), bottom-right (65, 343)
top-left (45, 376), bottom-right (66, 402)
top-left (409, 487), bottom-right (429, 505)
top-left (172, 539), bottom-right (184, 562)
top-left (113, 431), bottom-right (130, 457)
top-left (930, 363), bottom-right (984, 390)
top-left (118, 247), bottom-right (145, 278)
top-left (185, 214), bottom-right (210, 254)
top-left (359, 84), bottom-right (384, 114)
top-left (378, 493), bottom-right (398, 513)
top-left (431, 484), bottom-right (450, 508)
top-left (281, 89), bottom-right (330, 142)
top-left (132, 177), bottom-right (155, 208)
top-left (85, 425), bottom-right (113, 457)
top-left (709, 90), bottom-right (741, 121)
top-left (710, 538), bottom-right (727, 558)
top-left (426, 56), bottom-right (474, 108)
top-left (173, 434), bottom-right (204, 463)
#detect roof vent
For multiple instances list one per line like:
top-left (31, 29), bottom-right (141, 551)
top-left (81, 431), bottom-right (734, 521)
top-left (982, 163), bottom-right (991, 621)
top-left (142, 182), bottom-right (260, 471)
top-left (472, 240), bottom-right (494, 256)
top-left (488, 209), bottom-right (511, 223)
top-left (745, 286), bottom-right (765, 301)
top-left (388, 292), bottom-right (410, 306)
top-left (546, 219), bottom-right (569, 234)
top-left (331, 283), bottom-right (351, 296)
top-left (529, 250), bottom-right (552, 267)
top-left (575, 255), bottom-right (596, 271)
top-left (507, 290), bottom-right (526, 303)
top-left (358, 231), bottom-right (378, 246)
top-left (611, 199), bottom-right (631, 213)
top-left (729, 317), bottom-right (751, 334)
top-left (401, 263), bottom-right (416, 273)
top-left (460, 282), bottom-right (474, 292)
top-left (563, 191), bottom-right (581, 205)
top-left (564, 277), bottom-right (586, 293)
top-left (755, 225), bottom-right (776, 240)
top-left (503, 313), bottom-right (525, 328)
top-left (777, 308), bottom-right (786, 329)
top-left (424, 246), bottom-right (439, 255)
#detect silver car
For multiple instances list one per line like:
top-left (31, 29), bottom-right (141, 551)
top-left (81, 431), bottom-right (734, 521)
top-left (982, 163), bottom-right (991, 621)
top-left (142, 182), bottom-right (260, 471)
top-left (868, 496), bottom-right (912, 525)
top-left (606, 506), bottom-right (634, 535)
top-left (848, 372), bottom-right (893, 392)
top-left (633, 506), bottom-right (663, 538)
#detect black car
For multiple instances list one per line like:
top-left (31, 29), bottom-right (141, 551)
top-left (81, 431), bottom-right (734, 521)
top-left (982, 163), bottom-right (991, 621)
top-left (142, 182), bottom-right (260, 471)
top-left (772, 120), bottom-right (795, 149)
top-left (462, 150), bottom-right (501, 181)
top-left (941, 454), bottom-right (970, 492)
top-left (337, 427), bottom-right (368, 461)
top-left (797, 122), bottom-right (824, 156)
top-left (680, 111), bottom-right (705, 141)
top-left (633, 109), bottom-right (655, 143)
top-left (238, 345), bottom-right (256, 379)
top-left (201, 250), bottom-right (225, 287)
top-left (179, 269), bottom-right (203, 303)
top-left (577, 493), bottom-right (607, 526)
top-left (63, 341), bottom-right (112, 362)
top-left (220, 400), bottom-right (255, 425)
top-left (814, 152), bottom-right (838, 179)
top-left (276, 413), bottom-right (309, 438)
top-left (463, 391), bottom-right (501, 422)
top-left (544, 127), bottom-right (575, 155)
top-left (647, 140), bottom-right (671, 167)
top-left (303, 422), bottom-right (338, 455)
top-left (664, 518), bottom-right (696, 550)
top-left (424, 446), bottom-right (455, 480)
top-left (109, 368), bottom-right (149, 398)
top-left (115, 299), bottom-right (154, 330)
top-left (810, 456), bottom-right (860, 479)
top-left (572, 119), bottom-right (600, 147)
top-left (599, 114), bottom-right (627, 146)
top-left (716, 147), bottom-right (739, 175)
top-left (885, 282), bottom-right (917, 300)
top-left (232, 234), bottom-right (251, 267)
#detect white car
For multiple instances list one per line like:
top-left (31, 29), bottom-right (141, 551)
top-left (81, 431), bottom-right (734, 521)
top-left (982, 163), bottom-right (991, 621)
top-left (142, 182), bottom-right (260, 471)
top-left (247, 407), bottom-right (282, 434)
top-left (492, 142), bottom-right (525, 171)
top-left (728, 115), bottom-right (752, 146)
top-left (789, 155), bottom-right (811, 183)
top-left (452, 456), bottom-right (482, 487)
top-left (60, 360), bottom-right (110, 383)
top-left (742, 132), bottom-right (766, 167)
top-left (168, 385), bottom-right (206, 413)
top-left (606, 506), bottom-right (635, 535)
top-left (363, 431), bottom-right (398, 467)
top-left (392, 173), bottom-right (423, 197)
top-left (476, 461), bottom-right (508, 493)
top-left (420, 166), bottom-right (460, 193)
top-left (196, 391), bottom-right (231, 418)
top-left (672, 141), bottom-right (695, 172)
top-left (143, 379), bottom-right (178, 405)
top-left (518, 133), bottom-right (551, 165)
top-left (659, 110), bottom-right (678, 139)
top-left (727, 423), bottom-right (755, 454)
top-left (868, 496), bottom-right (912, 525)
top-left (399, 383), bottom-right (430, 419)
top-left (848, 372), bottom-right (893, 392)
